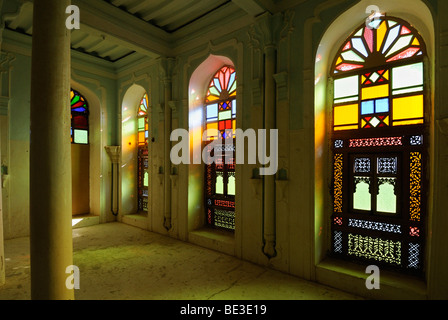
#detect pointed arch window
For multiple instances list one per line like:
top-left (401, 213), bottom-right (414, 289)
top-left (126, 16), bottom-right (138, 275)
top-left (71, 89), bottom-right (89, 145)
top-left (137, 93), bottom-right (149, 212)
top-left (204, 66), bottom-right (237, 231)
top-left (331, 16), bottom-right (428, 274)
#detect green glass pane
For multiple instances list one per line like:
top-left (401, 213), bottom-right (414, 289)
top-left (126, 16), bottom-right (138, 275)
top-left (341, 50), bottom-right (365, 62)
top-left (353, 178), bottom-right (371, 211)
top-left (138, 117), bottom-right (145, 131)
top-left (392, 86), bottom-right (424, 95)
top-left (71, 95), bottom-right (80, 105)
top-left (215, 173), bottom-right (224, 194)
top-left (209, 86), bottom-right (220, 97)
top-left (392, 62), bottom-right (423, 90)
top-left (74, 129), bottom-right (88, 144)
top-left (218, 110), bottom-right (232, 121)
top-left (377, 179), bottom-right (396, 214)
top-left (334, 75), bottom-right (359, 99)
top-left (143, 172), bottom-right (149, 188)
top-left (385, 34), bottom-right (413, 57)
top-left (227, 175), bottom-right (235, 196)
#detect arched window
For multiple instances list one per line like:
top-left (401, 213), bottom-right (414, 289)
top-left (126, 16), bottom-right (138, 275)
top-left (71, 89), bottom-right (89, 145)
top-left (137, 93), bottom-right (149, 212)
top-left (330, 16), bottom-right (427, 274)
top-left (204, 66), bottom-right (237, 231)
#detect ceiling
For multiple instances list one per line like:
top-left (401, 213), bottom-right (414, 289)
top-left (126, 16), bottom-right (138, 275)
top-left (3, 0), bottom-right (280, 63)
top-left (103, 0), bottom-right (232, 33)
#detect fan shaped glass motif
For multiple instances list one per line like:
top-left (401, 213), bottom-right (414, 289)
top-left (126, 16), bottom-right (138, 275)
top-left (333, 17), bottom-right (424, 74)
top-left (70, 89), bottom-right (89, 144)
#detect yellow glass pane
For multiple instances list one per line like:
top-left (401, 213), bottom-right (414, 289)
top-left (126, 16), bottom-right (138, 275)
top-left (334, 104), bottom-right (358, 126)
top-left (383, 70), bottom-right (389, 80)
top-left (361, 119), bottom-right (367, 127)
top-left (393, 119), bottom-right (424, 126)
top-left (362, 75), bottom-right (366, 83)
top-left (412, 38), bottom-right (420, 46)
top-left (377, 21), bottom-right (388, 52)
top-left (334, 124), bottom-right (359, 131)
top-left (384, 116), bottom-right (390, 126)
top-left (70, 90), bottom-right (75, 99)
top-left (393, 95), bottom-right (424, 120)
top-left (336, 57), bottom-right (342, 65)
top-left (138, 131), bottom-right (145, 144)
top-left (232, 120), bottom-right (236, 134)
top-left (362, 84), bottom-right (389, 100)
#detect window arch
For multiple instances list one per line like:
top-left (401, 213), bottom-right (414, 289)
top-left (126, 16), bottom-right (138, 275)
top-left (137, 93), bottom-right (149, 212)
top-left (70, 89), bottom-right (89, 145)
top-left (204, 66), bottom-right (237, 231)
top-left (330, 16), bottom-right (428, 274)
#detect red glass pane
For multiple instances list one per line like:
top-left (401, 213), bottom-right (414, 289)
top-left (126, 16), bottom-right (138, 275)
top-left (73, 115), bottom-right (88, 129)
top-left (386, 47), bottom-right (419, 62)
top-left (364, 27), bottom-right (374, 52)
top-left (336, 63), bottom-right (364, 72)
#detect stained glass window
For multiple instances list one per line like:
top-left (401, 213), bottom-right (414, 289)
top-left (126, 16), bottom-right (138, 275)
top-left (205, 66), bottom-right (237, 231)
top-left (71, 89), bottom-right (89, 145)
top-left (138, 93), bottom-right (149, 212)
top-left (331, 16), bottom-right (427, 275)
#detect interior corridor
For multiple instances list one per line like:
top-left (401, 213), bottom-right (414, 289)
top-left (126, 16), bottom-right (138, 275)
top-left (0, 222), bottom-right (362, 300)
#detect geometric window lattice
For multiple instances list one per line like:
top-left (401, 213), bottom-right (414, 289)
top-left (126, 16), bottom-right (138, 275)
top-left (204, 66), bottom-right (237, 231)
top-left (334, 231), bottom-right (343, 253)
top-left (333, 154), bottom-right (343, 213)
top-left (71, 89), bottom-right (89, 145)
top-left (348, 219), bottom-right (402, 234)
top-left (410, 135), bottom-right (424, 146)
top-left (348, 233), bottom-right (402, 266)
top-left (331, 16), bottom-right (427, 274)
top-left (377, 157), bottom-right (398, 174)
top-left (354, 157), bottom-right (371, 173)
top-left (408, 243), bottom-right (421, 269)
top-left (410, 152), bottom-right (422, 222)
top-left (137, 93), bottom-right (149, 212)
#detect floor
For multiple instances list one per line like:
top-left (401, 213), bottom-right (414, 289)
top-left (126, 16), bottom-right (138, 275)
top-left (0, 222), bottom-right (363, 300)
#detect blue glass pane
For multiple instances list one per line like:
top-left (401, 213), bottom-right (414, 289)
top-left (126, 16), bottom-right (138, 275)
top-left (361, 101), bottom-right (374, 115)
top-left (207, 104), bottom-right (218, 120)
top-left (375, 98), bottom-right (389, 113)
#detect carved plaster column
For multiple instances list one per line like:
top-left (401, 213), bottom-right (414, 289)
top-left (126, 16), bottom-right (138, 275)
top-left (256, 13), bottom-right (282, 258)
top-left (160, 58), bottom-right (175, 231)
top-left (29, 0), bottom-right (74, 300)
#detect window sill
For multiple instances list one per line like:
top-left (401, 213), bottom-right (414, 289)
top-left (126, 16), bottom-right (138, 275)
top-left (315, 257), bottom-right (427, 299)
top-left (188, 227), bottom-right (235, 256)
top-left (121, 212), bottom-right (148, 230)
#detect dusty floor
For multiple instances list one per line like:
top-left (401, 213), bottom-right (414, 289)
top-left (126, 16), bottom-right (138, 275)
top-left (0, 222), bottom-right (363, 300)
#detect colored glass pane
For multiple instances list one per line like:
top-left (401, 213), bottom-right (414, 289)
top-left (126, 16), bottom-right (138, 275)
top-left (207, 104), bottom-right (218, 121)
top-left (392, 95), bottom-right (424, 120)
top-left (74, 129), bottom-right (88, 145)
top-left (334, 75), bottom-right (358, 100)
top-left (334, 104), bottom-right (358, 126)
top-left (215, 173), bottom-right (224, 194)
top-left (351, 38), bottom-right (369, 57)
top-left (375, 98), bottom-right (389, 113)
top-left (362, 84), bottom-right (389, 100)
top-left (386, 35), bottom-right (413, 57)
top-left (377, 179), bottom-right (397, 214)
top-left (353, 178), bottom-right (371, 211)
top-left (377, 21), bottom-right (388, 52)
top-left (228, 175), bottom-right (235, 196)
top-left (361, 101), bottom-right (374, 115)
top-left (219, 110), bottom-right (232, 121)
top-left (392, 63), bottom-right (423, 90)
